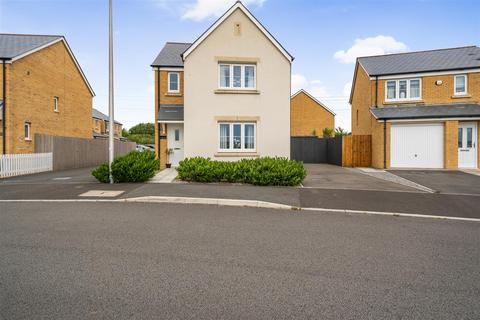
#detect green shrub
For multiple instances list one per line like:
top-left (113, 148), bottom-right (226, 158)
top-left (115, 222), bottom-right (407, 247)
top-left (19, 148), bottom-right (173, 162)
top-left (92, 150), bottom-right (159, 183)
top-left (177, 157), bottom-right (306, 186)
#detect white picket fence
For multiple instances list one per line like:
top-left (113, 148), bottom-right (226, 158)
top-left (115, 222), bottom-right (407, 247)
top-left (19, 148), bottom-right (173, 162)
top-left (0, 153), bottom-right (53, 178)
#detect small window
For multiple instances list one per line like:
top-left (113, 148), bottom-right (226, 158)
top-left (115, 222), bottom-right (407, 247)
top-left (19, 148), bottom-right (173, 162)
top-left (174, 129), bottom-right (180, 141)
top-left (168, 72), bottom-right (180, 93)
top-left (218, 122), bottom-right (256, 152)
top-left (24, 122), bottom-right (31, 140)
top-left (454, 75), bottom-right (467, 95)
top-left (53, 96), bottom-right (59, 112)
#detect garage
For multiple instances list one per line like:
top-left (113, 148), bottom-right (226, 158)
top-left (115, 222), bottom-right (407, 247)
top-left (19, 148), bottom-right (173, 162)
top-left (391, 123), bottom-right (444, 168)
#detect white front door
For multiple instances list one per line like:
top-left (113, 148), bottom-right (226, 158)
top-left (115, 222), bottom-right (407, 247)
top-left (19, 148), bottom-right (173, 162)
top-left (458, 122), bottom-right (477, 169)
top-left (167, 124), bottom-right (184, 167)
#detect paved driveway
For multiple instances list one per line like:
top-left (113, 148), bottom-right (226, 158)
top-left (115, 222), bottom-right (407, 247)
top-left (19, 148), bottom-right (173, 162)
top-left (0, 167), bottom-right (98, 185)
top-left (302, 164), bottom-right (418, 192)
top-left (389, 170), bottom-right (480, 195)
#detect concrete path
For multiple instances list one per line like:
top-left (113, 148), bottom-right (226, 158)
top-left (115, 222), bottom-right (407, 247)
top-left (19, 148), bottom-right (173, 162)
top-left (149, 168), bottom-right (178, 183)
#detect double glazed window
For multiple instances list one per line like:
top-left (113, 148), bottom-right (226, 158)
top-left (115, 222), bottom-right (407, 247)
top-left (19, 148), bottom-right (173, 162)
top-left (24, 122), bottom-right (31, 140)
top-left (454, 75), bottom-right (467, 95)
top-left (219, 64), bottom-right (256, 89)
top-left (219, 123), bottom-right (256, 151)
top-left (385, 79), bottom-right (421, 101)
top-left (168, 72), bottom-right (180, 93)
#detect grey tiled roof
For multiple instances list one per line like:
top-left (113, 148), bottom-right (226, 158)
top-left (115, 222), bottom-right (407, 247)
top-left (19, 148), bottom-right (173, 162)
top-left (158, 104), bottom-right (184, 121)
top-left (0, 34), bottom-right (62, 59)
top-left (370, 104), bottom-right (480, 120)
top-left (359, 46), bottom-right (480, 76)
top-left (92, 108), bottom-right (122, 125)
top-left (151, 42), bottom-right (191, 67)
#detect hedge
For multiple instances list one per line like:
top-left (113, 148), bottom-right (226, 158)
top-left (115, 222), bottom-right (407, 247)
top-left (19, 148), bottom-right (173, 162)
top-left (176, 157), bottom-right (306, 186)
top-left (92, 150), bottom-right (159, 183)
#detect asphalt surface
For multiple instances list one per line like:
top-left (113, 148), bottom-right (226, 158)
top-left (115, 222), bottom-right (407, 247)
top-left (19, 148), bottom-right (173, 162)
top-left (1, 202), bottom-right (479, 319)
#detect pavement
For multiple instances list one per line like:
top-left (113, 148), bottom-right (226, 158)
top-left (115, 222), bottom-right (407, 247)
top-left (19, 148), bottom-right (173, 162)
top-left (1, 202), bottom-right (479, 319)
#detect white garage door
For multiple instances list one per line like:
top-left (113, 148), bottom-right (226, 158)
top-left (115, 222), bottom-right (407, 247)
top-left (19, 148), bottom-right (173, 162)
top-left (391, 123), bottom-right (444, 168)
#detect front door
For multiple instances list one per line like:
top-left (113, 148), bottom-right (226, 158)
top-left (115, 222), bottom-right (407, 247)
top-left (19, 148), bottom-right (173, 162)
top-left (458, 122), bottom-right (477, 169)
top-left (167, 124), bottom-right (184, 167)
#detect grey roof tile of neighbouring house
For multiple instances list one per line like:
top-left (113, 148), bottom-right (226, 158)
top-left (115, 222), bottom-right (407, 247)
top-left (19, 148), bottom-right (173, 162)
top-left (370, 104), bottom-right (480, 120)
top-left (0, 33), bottom-right (63, 59)
top-left (158, 105), bottom-right (184, 121)
top-left (358, 46), bottom-right (480, 76)
top-left (93, 108), bottom-right (122, 125)
top-left (151, 43), bottom-right (192, 67)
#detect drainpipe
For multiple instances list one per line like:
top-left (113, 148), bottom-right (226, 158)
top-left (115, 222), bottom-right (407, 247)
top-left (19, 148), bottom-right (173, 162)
top-left (2, 59), bottom-right (7, 155)
top-left (157, 68), bottom-right (161, 162)
top-left (383, 119), bottom-right (387, 169)
top-left (375, 76), bottom-right (378, 108)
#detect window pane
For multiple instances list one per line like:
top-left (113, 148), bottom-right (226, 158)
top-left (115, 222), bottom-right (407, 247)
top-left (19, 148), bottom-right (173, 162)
top-left (387, 81), bottom-right (396, 99)
top-left (458, 128), bottom-right (463, 148)
top-left (233, 124), bottom-right (241, 149)
top-left (219, 124), bottom-right (230, 149)
top-left (467, 128), bottom-right (473, 148)
top-left (410, 80), bottom-right (420, 98)
top-left (244, 124), bottom-right (255, 149)
top-left (455, 75), bottom-right (465, 93)
top-left (175, 129), bottom-right (180, 141)
top-left (399, 80), bottom-right (407, 99)
top-left (220, 65), bottom-right (230, 87)
top-left (169, 73), bottom-right (178, 91)
top-left (233, 66), bottom-right (242, 88)
top-left (245, 66), bottom-right (255, 88)
top-left (24, 124), bottom-right (29, 138)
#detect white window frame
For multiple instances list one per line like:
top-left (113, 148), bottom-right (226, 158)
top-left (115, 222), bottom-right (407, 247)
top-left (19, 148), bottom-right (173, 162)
top-left (454, 74), bottom-right (467, 96)
top-left (167, 72), bottom-right (180, 93)
top-left (385, 78), bottom-right (422, 102)
top-left (218, 64), bottom-right (256, 90)
top-left (218, 122), bottom-right (256, 152)
top-left (53, 96), bottom-right (59, 112)
top-left (24, 122), bottom-right (31, 141)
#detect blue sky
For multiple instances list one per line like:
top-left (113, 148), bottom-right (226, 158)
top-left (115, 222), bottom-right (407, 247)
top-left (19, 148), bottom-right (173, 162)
top-left (1, 0), bottom-right (479, 130)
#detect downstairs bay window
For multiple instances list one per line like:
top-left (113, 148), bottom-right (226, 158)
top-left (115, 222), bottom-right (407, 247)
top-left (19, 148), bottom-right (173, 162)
top-left (219, 122), bottom-right (256, 152)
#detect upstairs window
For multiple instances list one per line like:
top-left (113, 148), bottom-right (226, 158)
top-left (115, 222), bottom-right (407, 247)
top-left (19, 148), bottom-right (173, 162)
top-left (168, 72), bottom-right (180, 93)
top-left (219, 64), bottom-right (256, 89)
top-left (385, 79), bottom-right (421, 101)
top-left (53, 96), bottom-right (59, 112)
top-left (454, 74), bottom-right (467, 95)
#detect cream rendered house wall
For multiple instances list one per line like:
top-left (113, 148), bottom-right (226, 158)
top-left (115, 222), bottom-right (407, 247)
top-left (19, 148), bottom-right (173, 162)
top-left (183, 8), bottom-right (291, 160)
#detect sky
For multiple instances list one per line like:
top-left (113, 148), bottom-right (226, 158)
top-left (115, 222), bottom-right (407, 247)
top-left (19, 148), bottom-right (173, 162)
top-left (1, 0), bottom-right (479, 131)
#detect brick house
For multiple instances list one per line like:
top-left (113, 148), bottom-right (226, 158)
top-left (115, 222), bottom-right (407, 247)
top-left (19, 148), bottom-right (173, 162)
top-left (291, 89), bottom-right (335, 137)
top-left (350, 46), bottom-right (480, 169)
top-left (92, 108), bottom-right (123, 139)
top-left (0, 33), bottom-right (95, 154)
top-left (151, 1), bottom-right (293, 168)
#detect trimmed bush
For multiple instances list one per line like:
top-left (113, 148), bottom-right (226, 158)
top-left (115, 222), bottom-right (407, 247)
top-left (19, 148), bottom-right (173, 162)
top-left (177, 157), bottom-right (306, 186)
top-left (92, 150), bottom-right (159, 183)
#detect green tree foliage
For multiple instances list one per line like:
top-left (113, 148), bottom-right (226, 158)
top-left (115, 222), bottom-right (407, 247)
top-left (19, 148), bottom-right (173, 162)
top-left (334, 127), bottom-right (351, 137)
top-left (322, 128), bottom-right (334, 138)
top-left (126, 123), bottom-right (155, 144)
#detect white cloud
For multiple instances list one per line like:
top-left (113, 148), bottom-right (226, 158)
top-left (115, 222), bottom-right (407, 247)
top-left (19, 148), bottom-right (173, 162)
top-left (334, 35), bottom-right (407, 64)
top-left (343, 82), bottom-right (352, 97)
top-left (292, 74), bottom-right (330, 97)
top-left (182, 0), bottom-right (266, 21)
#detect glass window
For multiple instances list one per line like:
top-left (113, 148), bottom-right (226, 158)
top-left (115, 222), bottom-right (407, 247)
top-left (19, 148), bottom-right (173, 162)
top-left (219, 65), bottom-right (230, 88)
top-left (410, 80), bottom-right (420, 99)
top-left (54, 97), bottom-right (59, 112)
top-left (219, 124), bottom-right (230, 149)
top-left (386, 81), bottom-right (396, 100)
top-left (245, 66), bottom-right (255, 88)
top-left (174, 129), bottom-right (180, 141)
top-left (399, 80), bottom-right (407, 99)
top-left (458, 128), bottom-right (463, 148)
top-left (233, 66), bottom-right (242, 88)
top-left (168, 73), bottom-right (179, 92)
top-left (467, 128), bottom-right (473, 148)
top-left (24, 122), bottom-right (31, 140)
top-left (233, 124), bottom-right (242, 149)
top-left (455, 75), bottom-right (466, 95)
top-left (244, 124), bottom-right (255, 149)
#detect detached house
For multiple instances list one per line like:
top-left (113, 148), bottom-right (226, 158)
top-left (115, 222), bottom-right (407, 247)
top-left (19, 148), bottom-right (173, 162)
top-left (151, 1), bottom-right (293, 168)
top-left (92, 108), bottom-right (123, 139)
top-left (350, 46), bottom-right (480, 169)
top-left (0, 34), bottom-right (95, 154)
top-left (291, 89), bottom-right (335, 137)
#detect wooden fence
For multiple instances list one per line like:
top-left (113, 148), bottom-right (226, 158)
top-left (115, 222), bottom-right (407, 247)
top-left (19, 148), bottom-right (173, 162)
top-left (0, 152), bottom-right (53, 178)
top-left (35, 134), bottom-right (136, 171)
top-left (342, 135), bottom-right (372, 167)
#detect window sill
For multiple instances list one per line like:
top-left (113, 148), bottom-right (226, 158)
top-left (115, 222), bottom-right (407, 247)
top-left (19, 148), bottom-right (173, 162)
top-left (165, 92), bottom-right (182, 97)
top-left (383, 99), bottom-right (423, 105)
top-left (215, 152), bottom-right (259, 157)
top-left (25, 139), bottom-right (32, 142)
top-left (214, 89), bottom-right (260, 95)
top-left (451, 94), bottom-right (471, 99)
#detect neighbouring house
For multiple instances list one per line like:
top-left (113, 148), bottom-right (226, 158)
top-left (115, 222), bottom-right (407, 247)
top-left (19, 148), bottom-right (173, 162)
top-left (0, 33), bottom-right (95, 154)
top-left (291, 89), bottom-right (335, 137)
top-left (151, 1), bottom-right (293, 168)
top-left (350, 46), bottom-right (480, 169)
top-left (92, 108), bottom-right (123, 139)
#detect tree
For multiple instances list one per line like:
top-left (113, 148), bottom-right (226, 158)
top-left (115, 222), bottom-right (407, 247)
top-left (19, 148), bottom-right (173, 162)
top-left (322, 128), bottom-right (334, 138)
top-left (127, 123), bottom-right (155, 145)
top-left (334, 127), bottom-right (351, 137)
top-left (121, 128), bottom-right (129, 138)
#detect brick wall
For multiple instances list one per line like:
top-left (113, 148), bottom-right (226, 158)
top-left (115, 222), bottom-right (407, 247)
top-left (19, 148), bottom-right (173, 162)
top-left (290, 91), bottom-right (334, 137)
top-left (444, 121), bottom-right (459, 169)
top-left (351, 65), bottom-right (374, 135)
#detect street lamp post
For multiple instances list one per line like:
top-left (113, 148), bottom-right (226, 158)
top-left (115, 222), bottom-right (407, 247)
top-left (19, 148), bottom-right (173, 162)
top-left (108, 0), bottom-right (115, 183)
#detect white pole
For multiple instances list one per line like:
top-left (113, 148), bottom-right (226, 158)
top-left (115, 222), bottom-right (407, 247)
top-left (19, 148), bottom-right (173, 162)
top-left (108, 0), bottom-right (115, 183)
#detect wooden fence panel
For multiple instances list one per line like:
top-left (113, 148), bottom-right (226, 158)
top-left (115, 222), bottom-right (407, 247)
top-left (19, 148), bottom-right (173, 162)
top-left (342, 135), bottom-right (371, 167)
top-left (35, 134), bottom-right (136, 171)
